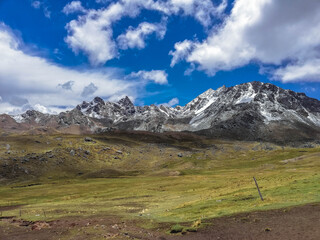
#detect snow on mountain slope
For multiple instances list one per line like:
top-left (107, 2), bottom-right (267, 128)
top-left (7, 81), bottom-right (320, 142)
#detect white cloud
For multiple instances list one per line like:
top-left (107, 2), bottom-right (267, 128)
top-left (0, 102), bottom-right (25, 115)
top-left (65, 0), bottom-right (227, 65)
top-left (160, 97), bottom-right (179, 107)
top-left (62, 1), bottom-right (86, 15)
top-left (33, 104), bottom-right (50, 114)
top-left (184, 63), bottom-right (195, 76)
top-left (184, 0), bottom-right (269, 75)
top-left (128, 70), bottom-right (168, 85)
top-left (117, 20), bottom-right (167, 50)
top-left (166, 0), bottom-right (227, 27)
top-left (169, 40), bottom-right (195, 67)
top-left (214, 0), bottom-right (228, 16)
top-left (171, 0), bottom-right (320, 82)
top-left (274, 59), bottom-right (320, 83)
top-left (64, 2), bottom-right (123, 65)
top-left (31, 1), bottom-right (41, 9)
top-left (0, 23), bottom-right (164, 114)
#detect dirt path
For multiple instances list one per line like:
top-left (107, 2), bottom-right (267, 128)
top-left (0, 203), bottom-right (319, 240)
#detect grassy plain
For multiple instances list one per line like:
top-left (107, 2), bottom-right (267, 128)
top-left (0, 132), bottom-right (319, 235)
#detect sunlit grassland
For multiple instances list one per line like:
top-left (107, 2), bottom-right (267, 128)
top-left (0, 134), bottom-right (319, 226)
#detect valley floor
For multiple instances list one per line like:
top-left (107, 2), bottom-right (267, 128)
top-left (0, 132), bottom-right (319, 239)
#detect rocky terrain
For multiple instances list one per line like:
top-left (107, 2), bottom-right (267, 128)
top-left (2, 81), bottom-right (320, 142)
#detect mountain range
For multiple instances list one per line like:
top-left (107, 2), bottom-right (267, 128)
top-left (1, 81), bottom-right (320, 143)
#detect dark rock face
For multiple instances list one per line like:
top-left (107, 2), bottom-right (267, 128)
top-left (93, 97), bottom-right (105, 105)
top-left (7, 81), bottom-right (320, 142)
top-left (117, 96), bottom-right (135, 116)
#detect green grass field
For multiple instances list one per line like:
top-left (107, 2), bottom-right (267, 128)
top-left (0, 133), bottom-right (319, 231)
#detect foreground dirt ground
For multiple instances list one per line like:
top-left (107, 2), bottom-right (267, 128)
top-left (170, 203), bottom-right (320, 240)
top-left (0, 203), bottom-right (319, 240)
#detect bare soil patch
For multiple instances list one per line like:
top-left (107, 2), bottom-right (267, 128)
top-left (169, 203), bottom-right (320, 240)
top-left (0, 203), bottom-right (319, 240)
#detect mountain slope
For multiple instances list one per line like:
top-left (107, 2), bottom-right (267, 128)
top-left (3, 81), bottom-right (320, 142)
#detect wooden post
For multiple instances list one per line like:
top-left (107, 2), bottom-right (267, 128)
top-left (43, 209), bottom-right (46, 218)
top-left (253, 177), bottom-right (264, 201)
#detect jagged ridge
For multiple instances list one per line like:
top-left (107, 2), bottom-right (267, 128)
top-left (3, 81), bottom-right (320, 142)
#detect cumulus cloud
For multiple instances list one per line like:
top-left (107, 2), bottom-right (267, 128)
top-left (117, 19), bottom-right (167, 50)
top-left (65, 0), bottom-right (227, 65)
top-left (160, 97), bottom-right (179, 107)
top-left (62, 1), bottom-right (86, 15)
top-left (171, 0), bottom-right (320, 82)
top-left (0, 23), bottom-right (166, 114)
top-left (128, 70), bottom-right (168, 85)
top-left (64, 3), bottom-right (121, 66)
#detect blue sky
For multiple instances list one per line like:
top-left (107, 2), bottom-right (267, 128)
top-left (1, 0), bottom-right (320, 114)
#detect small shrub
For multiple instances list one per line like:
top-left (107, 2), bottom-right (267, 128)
top-left (170, 224), bottom-right (184, 233)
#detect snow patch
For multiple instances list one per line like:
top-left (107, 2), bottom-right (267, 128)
top-left (88, 112), bottom-right (103, 119)
top-left (235, 84), bottom-right (256, 104)
top-left (12, 115), bottom-right (25, 123)
top-left (159, 107), bottom-right (169, 116)
top-left (307, 113), bottom-right (320, 126)
top-left (260, 109), bottom-right (282, 122)
top-left (195, 97), bottom-right (217, 115)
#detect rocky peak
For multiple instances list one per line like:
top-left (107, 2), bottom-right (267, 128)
top-left (22, 110), bottom-right (45, 119)
top-left (8, 81), bottom-right (320, 142)
top-left (117, 96), bottom-right (133, 107)
top-left (76, 101), bottom-right (89, 110)
top-left (93, 97), bottom-right (105, 105)
top-left (117, 96), bottom-right (135, 115)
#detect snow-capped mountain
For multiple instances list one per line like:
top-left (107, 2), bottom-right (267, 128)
top-left (3, 81), bottom-right (320, 142)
